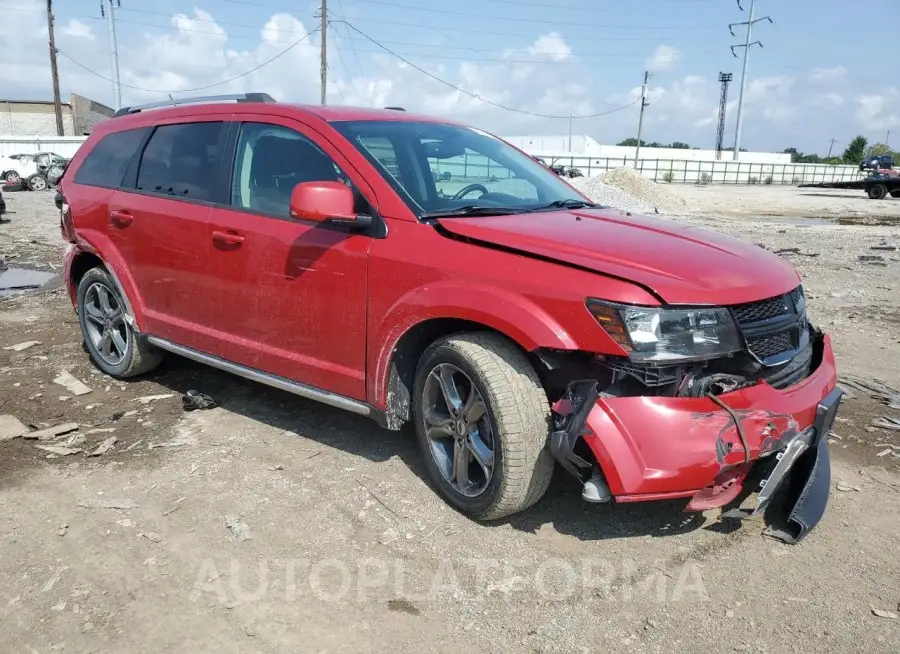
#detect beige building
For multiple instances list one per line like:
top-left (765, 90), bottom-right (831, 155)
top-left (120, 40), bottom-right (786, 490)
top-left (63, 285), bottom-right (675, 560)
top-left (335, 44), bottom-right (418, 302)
top-left (0, 94), bottom-right (114, 137)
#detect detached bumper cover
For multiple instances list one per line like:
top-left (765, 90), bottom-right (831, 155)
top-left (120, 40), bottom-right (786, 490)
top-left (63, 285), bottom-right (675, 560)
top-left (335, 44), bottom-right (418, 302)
top-left (575, 334), bottom-right (838, 542)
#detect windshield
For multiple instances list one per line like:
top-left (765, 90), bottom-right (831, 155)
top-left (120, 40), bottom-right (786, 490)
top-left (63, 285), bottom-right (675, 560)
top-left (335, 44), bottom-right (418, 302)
top-left (331, 120), bottom-right (592, 217)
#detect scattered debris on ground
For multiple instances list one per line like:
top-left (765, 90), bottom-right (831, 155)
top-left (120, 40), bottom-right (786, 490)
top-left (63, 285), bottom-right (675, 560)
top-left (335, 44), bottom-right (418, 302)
top-left (52, 370), bottom-right (92, 396)
top-left (134, 393), bottom-right (175, 404)
top-left (76, 498), bottom-right (139, 510)
top-left (88, 436), bottom-right (117, 457)
top-left (182, 389), bottom-right (217, 411)
top-left (224, 515), bottom-right (252, 541)
top-left (3, 340), bottom-right (40, 352)
top-left (23, 422), bottom-right (79, 441)
top-left (0, 414), bottom-right (29, 441)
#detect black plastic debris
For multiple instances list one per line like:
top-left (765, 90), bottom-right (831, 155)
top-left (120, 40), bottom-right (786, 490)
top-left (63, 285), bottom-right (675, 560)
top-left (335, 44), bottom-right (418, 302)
top-left (182, 390), bottom-right (217, 411)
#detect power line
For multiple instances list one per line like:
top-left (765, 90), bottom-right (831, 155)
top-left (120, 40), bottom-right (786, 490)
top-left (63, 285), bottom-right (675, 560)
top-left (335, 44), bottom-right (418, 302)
top-left (342, 0), bottom-right (719, 29)
top-left (333, 45), bottom-right (685, 66)
top-left (116, 6), bottom-right (318, 37)
top-left (87, 15), bottom-right (696, 64)
top-left (96, 10), bottom-right (720, 45)
top-left (332, 20), bottom-right (640, 119)
top-left (217, 0), bottom-right (720, 30)
top-left (218, 0), bottom-right (716, 18)
top-left (333, 0), bottom-right (369, 101)
top-left (56, 27), bottom-right (319, 95)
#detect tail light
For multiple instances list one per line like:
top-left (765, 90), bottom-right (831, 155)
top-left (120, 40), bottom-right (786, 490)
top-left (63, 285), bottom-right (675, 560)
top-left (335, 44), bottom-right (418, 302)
top-left (56, 189), bottom-right (76, 243)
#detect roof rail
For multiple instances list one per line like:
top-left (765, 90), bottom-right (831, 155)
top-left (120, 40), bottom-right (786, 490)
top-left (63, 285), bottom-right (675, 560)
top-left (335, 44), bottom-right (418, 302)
top-left (114, 93), bottom-right (276, 118)
top-left (384, 106), bottom-right (406, 111)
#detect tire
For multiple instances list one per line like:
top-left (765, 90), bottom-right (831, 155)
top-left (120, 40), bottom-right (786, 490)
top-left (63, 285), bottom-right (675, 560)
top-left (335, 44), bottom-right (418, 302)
top-left (26, 174), bottom-right (47, 191)
top-left (77, 267), bottom-right (163, 378)
top-left (867, 183), bottom-right (887, 200)
top-left (4, 171), bottom-right (20, 185)
top-left (890, 191), bottom-right (900, 198)
top-left (412, 332), bottom-right (554, 520)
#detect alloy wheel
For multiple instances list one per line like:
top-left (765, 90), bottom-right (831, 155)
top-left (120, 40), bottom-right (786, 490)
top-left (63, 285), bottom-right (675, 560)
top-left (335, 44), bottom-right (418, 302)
top-left (422, 363), bottom-right (495, 497)
top-left (83, 282), bottom-right (130, 367)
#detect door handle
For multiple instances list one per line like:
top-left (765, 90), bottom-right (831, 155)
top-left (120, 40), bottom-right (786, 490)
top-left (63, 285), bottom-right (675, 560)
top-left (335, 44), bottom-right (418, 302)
top-left (212, 230), bottom-right (245, 247)
top-left (109, 209), bottom-right (133, 227)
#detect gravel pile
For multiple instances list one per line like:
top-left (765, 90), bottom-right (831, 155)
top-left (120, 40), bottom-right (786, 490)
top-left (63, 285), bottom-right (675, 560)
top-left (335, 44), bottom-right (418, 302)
top-left (570, 167), bottom-right (689, 215)
top-left (568, 176), bottom-right (655, 214)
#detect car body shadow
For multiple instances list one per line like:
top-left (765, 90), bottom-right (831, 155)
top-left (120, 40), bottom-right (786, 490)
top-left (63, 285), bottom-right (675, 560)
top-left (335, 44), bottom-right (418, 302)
top-left (140, 354), bottom-right (710, 543)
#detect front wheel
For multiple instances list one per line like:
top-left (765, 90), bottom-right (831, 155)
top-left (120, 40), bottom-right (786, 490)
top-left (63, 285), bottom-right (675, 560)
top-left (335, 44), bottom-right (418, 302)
top-left (4, 171), bottom-right (20, 185)
top-left (413, 332), bottom-right (554, 520)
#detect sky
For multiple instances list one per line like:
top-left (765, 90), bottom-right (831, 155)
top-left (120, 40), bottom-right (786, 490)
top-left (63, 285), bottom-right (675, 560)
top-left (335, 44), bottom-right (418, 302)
top-left (2, 0), bottom-right (894, 155)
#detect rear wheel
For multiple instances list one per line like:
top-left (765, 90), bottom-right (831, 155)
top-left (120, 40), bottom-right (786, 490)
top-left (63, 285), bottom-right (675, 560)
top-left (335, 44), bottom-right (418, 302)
top-left (77, 267), bottom-right (163, 378)
top-left (867, 183), bottom-right (887, 199)
top-left (4, 171), bottom-right (20, 185)
top-left (412, 332), bottom-right (554, 520)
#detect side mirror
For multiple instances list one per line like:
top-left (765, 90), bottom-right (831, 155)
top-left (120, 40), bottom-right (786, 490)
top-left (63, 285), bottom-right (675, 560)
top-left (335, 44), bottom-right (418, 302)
top-left (289, 181), bottom-right (370, 227)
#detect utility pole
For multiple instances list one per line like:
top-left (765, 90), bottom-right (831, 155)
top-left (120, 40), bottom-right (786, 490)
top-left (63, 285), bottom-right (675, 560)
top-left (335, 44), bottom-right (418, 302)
top-left (886, 130), bottom-right (891, 147)
top-left (320, 0), bottom-right (328, 105)
top-left (827, 138), bottom-right (837, 158)
top-left (633, 70), bottom-right (649, 168)
top-left (568, 113), bottom-right (573, 152)
top-left (46, 1), bottom-right (64, 136)
top-left (101, 1), bottom-right (123, 110)
top-left (729, 0), bottom-right (772, 161)
top-left (715, 72), bottom-right (733, 160)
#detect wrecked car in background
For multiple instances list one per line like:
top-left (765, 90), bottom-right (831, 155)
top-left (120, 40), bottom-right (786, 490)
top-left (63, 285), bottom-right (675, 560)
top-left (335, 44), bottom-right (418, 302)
top-left (57, 94), bottom-right (840, 544)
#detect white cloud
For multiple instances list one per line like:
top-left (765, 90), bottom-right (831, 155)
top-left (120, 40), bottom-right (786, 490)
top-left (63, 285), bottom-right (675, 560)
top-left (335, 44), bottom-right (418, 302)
top-left (809, 66), bottom-right (846, 81)
top-left (856, 90), bottom-right (900, 130)
top-left (646, 45), bottom-right (681, 72)
top-left (0, 3), bottom-right (891, 153)
top-left (61, 19), bottom-right (95, 41)
top-left (525, 33), bottom-right (572, 62)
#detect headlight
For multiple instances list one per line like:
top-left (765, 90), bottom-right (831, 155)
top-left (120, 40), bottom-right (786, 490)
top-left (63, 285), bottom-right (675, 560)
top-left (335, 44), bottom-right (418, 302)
top-left (587, 300), bottom-right (742, 362)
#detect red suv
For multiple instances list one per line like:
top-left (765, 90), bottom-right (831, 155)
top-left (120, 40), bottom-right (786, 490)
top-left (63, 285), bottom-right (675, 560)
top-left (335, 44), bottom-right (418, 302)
top-left (57, 94), bottom-right (841, 543)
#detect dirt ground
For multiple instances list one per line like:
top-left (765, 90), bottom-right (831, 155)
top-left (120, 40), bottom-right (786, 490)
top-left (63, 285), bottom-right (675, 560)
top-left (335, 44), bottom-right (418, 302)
top-left (0, 187), bottom-right (898, 653)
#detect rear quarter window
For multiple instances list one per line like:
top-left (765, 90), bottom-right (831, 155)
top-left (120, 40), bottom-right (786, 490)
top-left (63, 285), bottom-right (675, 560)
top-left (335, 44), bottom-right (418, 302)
top-left (73, 127), bottom-right (150, 189)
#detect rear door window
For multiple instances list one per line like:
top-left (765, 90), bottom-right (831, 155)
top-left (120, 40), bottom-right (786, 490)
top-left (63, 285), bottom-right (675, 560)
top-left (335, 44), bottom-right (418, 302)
top-left (136, 122), bottom-right (229, 202)
top-left (73, 128), bottom-right (150, 188)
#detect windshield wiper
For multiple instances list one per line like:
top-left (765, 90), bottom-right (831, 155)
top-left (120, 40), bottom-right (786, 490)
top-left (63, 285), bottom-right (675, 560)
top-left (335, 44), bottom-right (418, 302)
top-left (532, 198), bottom-right (604, 211)
top-left (420, 205), bottom-right (530, 219)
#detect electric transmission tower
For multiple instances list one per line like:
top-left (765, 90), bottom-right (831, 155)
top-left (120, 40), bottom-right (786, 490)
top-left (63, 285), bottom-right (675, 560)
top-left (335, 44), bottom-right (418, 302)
top-left (729, 0), bottom-right (772, 161)
top-left (715, 73), bottom-right (733, 160)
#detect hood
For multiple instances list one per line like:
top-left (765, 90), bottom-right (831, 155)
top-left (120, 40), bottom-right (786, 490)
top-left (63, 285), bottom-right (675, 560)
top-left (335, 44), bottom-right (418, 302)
top-left (436, 208), bottom-right (800, 305)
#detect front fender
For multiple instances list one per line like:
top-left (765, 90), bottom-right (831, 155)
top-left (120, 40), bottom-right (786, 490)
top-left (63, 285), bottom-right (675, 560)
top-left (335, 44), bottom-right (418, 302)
top-left (369, 281), bottom-right (580, 409)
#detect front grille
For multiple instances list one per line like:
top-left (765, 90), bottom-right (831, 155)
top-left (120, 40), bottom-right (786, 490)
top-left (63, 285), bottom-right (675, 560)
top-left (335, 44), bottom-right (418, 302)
top-left (729, 285), bottom-right (807, 366)
top-left (731, 295), bottom-right (791, 324)
top-left (747, 332), bottom-right (793, 359)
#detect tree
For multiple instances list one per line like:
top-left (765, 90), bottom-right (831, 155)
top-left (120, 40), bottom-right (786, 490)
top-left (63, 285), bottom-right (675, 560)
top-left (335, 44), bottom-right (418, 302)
top-left (615, 138), bottom-right (694, 149)
top-left (782, 147), bottom-right (822, 164)
top-left (842, 135), bottom-right (868, 164)
top-left (868, 143), bottom-right (893, 157)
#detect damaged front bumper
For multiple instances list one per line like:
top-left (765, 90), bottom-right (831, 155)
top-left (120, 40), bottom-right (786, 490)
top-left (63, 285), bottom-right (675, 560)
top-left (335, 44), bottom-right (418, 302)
top-left (551, 334), bottom-right (840, 544)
